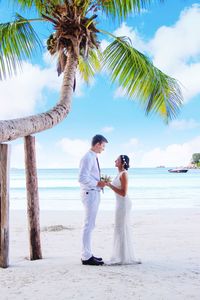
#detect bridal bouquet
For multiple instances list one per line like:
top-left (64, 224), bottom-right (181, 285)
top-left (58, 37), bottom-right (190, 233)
top-left (101, 174), bottom-right (112, 183)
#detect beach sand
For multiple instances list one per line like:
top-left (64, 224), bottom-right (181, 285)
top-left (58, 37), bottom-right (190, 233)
top-left (0, 208), bottom-right (200, 300)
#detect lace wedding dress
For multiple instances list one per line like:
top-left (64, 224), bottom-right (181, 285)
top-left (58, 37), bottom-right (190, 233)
top-left (108, 171), bottom-right (140, 265)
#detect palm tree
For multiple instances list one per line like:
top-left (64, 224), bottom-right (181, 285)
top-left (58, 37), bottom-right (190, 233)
top-left (0, 0), bottom-right (183, 143)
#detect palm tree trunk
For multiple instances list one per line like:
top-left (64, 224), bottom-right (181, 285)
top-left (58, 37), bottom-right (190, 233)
top-left (0, 144), bottom-right (10, 268)
top-left (24, 135), bottom-right (42, 260)
top-left (0, 50), bottom-right (78, 143)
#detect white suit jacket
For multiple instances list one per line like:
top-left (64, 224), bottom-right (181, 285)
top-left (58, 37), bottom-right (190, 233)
top-left (79, 150), bottom-right (101, 191)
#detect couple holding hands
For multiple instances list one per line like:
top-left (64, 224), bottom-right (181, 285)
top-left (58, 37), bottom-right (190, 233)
top-left (79, 134), bottom-right (141, 266)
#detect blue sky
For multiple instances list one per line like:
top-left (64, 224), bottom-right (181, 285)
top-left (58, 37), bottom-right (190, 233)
top-left (1, 0), bottom-right (200, 168)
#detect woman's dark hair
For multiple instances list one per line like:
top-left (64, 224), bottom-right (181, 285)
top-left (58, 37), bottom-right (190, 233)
top-left (92, 134), bottom-right (108, 146)
top-left (120, 155), bottom-right (130, 170)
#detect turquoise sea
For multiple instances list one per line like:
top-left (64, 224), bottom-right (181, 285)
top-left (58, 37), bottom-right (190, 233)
top-left (10, 168), bottom-right (200, 211)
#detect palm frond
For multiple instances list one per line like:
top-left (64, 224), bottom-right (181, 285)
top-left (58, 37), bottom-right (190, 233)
top-left (73, 0), bottom-right (91, 15)
top-left (101, 0), bottom-right (164, 21)
top-left (103, 36), bottom-right (183, 122)
top-left (9, 0), bottom-right (62, 14)
top-left (78, 48), bottom-right (102, 82)
top-left (0, 14), bottom-right (42, 80)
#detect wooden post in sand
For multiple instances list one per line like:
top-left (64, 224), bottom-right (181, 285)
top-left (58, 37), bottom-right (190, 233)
top-left (24, 135), bottom-right (42, 260)
top-left (0, 144), bottom-right (10, 268)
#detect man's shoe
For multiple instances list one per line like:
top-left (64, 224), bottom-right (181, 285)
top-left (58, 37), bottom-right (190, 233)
top-left (81, 256), bottom-right (104, 266)
top-left (92, 255), bottom-right (103, 261)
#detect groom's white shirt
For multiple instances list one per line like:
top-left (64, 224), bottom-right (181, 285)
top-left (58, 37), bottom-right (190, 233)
top-left (79, 150), bottom-right (101, 191)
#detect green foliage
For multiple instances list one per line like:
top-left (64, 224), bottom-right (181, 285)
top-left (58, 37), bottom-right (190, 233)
top-left (103, 36), bottom-right (182, 121)
top-left (0, 14), bottom-right (42, 79)
top-left (73, 0), bottom-right (91, 15)
top-left (78, 48), bottom-right (102, 82)
top-left (101, 0), bottom-right (164, 21)
top-left (192, 153), bottom-right (200, 164)
top-left (9, 0), bottom-right (62, 14)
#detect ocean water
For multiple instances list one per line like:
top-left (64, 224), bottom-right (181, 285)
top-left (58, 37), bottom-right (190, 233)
top-left (9, 168), bottom-right (200, 211)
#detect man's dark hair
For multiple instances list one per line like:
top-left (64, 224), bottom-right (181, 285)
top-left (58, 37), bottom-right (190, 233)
top-left (92, 134), bottom-right (108, 146)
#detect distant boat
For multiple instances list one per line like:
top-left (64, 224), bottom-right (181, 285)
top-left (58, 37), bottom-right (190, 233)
top-left (168, 168), bottom-right (188, 173)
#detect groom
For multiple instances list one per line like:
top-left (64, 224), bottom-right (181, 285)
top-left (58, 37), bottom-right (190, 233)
top-left (79, 134), bottom-right (108, 265)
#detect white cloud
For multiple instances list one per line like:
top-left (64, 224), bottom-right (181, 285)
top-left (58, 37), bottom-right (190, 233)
top-left (10, 141), bottom-right (42, 169)
top-left (101, 126), bottom-right (114, 133)
top-left (43, 50), bottom-right (87, 97)
top-left (57, 138), bottom-right (90, 158)
top-left (43, 51), bottom-right (57, 67)
top-left (0, 51), bottom-right (86, 120)
top-left (140, 136), bottom-right (200, 167)
top-left (124, 138), bottom-right (140, 148)
top-left (121, 138), bottom-right (140, 166)
top-left (11, 136), bottom-right (200, 169)
top-left (10, 143), bottom-right (25, 169)
top-left (169, 119), bottom-right (200, 130)
top-left (148, 4), bottom-right (200, 101)
top-left (10, 138), bottom-right (90, 169)
top-left (150, 4), bottom-right (200, 70)
top-left (114, 22), bottom-right (147, 53)
top-left (0, 61), bottom-right (61, 120)
top-left (100, 39), bottom-right (110, 51)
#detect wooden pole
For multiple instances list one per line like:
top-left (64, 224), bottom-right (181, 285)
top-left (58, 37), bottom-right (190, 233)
top-left (24, 136), bottom-right (42, 260)
top-left (0, 144), bottom-right (10, 268)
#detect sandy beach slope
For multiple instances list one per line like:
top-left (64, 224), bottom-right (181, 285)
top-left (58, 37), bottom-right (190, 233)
top-left (0, 208), bottom-right (200, 300)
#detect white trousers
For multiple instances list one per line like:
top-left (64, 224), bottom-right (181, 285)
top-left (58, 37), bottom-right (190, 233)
top-left (81, 190), bottom-right (100, 260)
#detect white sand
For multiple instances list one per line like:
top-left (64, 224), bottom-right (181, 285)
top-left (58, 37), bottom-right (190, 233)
top-left (0, 208), bottom-right (200, 300)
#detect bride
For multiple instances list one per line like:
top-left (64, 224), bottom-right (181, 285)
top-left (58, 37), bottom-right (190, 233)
top-left (106, 155), bottom-right (141, 265)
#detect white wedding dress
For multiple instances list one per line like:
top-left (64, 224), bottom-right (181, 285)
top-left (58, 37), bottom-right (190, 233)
top-left (108, 171), bottom-right (140, 265)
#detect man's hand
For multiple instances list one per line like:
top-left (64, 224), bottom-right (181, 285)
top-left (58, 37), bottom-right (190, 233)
top-left (97, 181), bottom-right (106, 188)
